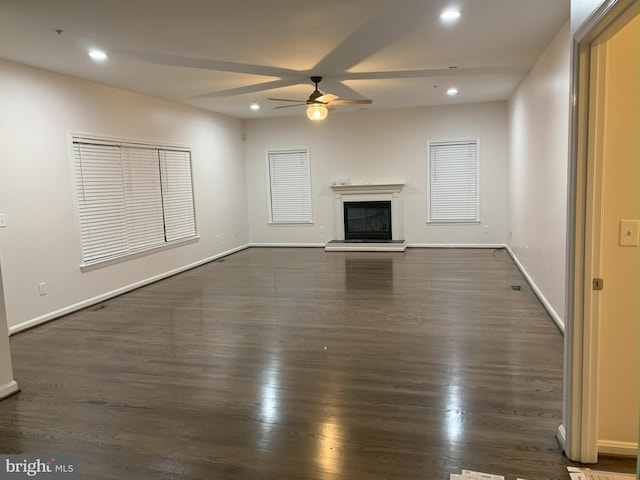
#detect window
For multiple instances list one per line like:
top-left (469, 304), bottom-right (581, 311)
top-left (267, 147), bottom-right (312, 224)
top-left (72, 136), bottom-right (197, 267)
top-left (427, 138), bottom-right (479, 223)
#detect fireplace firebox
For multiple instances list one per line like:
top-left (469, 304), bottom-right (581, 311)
top-left (343, 201), bottom-right (392, 241)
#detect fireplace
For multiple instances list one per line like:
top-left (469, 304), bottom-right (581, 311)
top-left (344, 201), bottom-right (392, 241)
top-left (326, 183), bottom-right (406, 251)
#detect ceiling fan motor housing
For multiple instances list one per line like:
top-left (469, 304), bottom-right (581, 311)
top-left (267, 74), bottom-right (371, 113)
top-left (308, 91), bottom-right (323, 103)
top-left (308, 76), bottom-right (324, 103)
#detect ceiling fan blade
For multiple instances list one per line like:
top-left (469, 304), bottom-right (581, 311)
top-left (316, 93), bottom-right (338, 103)
top-left (327, 99), bottom-right (373, 105)
top-left (273, 104), bottom-right (307, 109)
top-left (268, 97), bottom-right (307, 103)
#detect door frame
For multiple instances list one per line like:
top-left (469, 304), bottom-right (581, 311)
top-left (0, 256), bottom-right (19, 401)
top-left (563, 0), bottom-right (639, 463)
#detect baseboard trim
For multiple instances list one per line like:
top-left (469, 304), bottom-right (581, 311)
top-left (504, 245), bottom-right (565, 334)
top-left (9, 244), bottom-right (250, 335)
top-left (598, 440), bottom-right (639, 457)
top-left (0, 380), bottom-right (20, 401)
top-left (249, 242), bottom-right (506, 250)
top-left (408, 243), bottom-right (507, 249)
top-left (557, 424), bottom-right (567, 453)
top-left (249, 243), bottom-right (326, 248)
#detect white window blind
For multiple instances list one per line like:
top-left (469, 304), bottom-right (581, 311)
top-left (267, 148), bottom-right (312, 224)
top-left (72, 137), bottom-right (197, 266)
top-left (73, 142), bottom-right (129, 262)
top-left (122, 146), bottom-right (165, 251)
top-left (160, 149), bottom-right (197, 242)
top-left (427, 139), bottom-right (479, 223)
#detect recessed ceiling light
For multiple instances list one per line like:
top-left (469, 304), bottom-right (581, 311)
top-left (447, 87), bottom-right (459, 96)
top-left (440, 8), bottom-right (461, 22)
top-left (88, 49), bottom-right (108, 62)
top-left (250, 102), bottom-right (260, 111)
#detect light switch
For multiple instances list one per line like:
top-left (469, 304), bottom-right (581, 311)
top-left (619, 219), bottom-right (639, 246)
top-left (0, 214), bottom-right (6, 228)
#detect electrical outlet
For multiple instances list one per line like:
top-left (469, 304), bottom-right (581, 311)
top-left (0, 213), bottom-right (6, 228)
top-left (216, 235), bottom-right (220, 244)
top-left (320, 226), bottom-right (325, 234)
top-left (38, 282), bottom-right (47, 296)
top-left (483, 225), bottom-right (489, 233)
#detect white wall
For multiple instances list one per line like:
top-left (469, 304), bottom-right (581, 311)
top-left (243, 103), bottom-right (509, 247)
top-left (0, 59), bottom-right (249, 331)
top-left (507, 22), bottom-right (571, 328)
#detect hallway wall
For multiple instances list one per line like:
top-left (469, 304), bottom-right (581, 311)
top-left (507, 22), bottom-right (572, 329)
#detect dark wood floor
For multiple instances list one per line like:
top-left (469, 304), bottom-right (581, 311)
top-left (0, 248), bottom-right (635, 479)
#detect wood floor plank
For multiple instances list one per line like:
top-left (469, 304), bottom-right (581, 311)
top-left (0, 248), bottom-right (635, 479)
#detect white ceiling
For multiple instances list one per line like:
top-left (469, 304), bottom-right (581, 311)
top-left (0, 0), bottom-right (569, 119)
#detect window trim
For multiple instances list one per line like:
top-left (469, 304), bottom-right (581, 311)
top-left (266, 146), bottom-right (313, 225)
top-left (69, 134), bottom-right (199, 270)
top-left (426, 137), bottom-right (480, 224)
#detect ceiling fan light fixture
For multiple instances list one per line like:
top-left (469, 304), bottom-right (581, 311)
top-left (307, 104), bottom-right (328, 121)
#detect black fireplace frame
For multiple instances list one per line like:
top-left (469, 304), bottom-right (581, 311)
top-left (343, 201), bottom-right (392, 241)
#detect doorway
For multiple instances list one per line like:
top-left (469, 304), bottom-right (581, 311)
top-left (0, 257), bottom-right (19, 400)
top-left (564, 0), bottom-right (639, 464)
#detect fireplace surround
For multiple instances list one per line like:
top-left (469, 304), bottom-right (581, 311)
top-left (326, 183), bottom-right (406, 251)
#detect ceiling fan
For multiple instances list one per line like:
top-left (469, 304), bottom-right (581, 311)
top-left (267, 76), bottom-right (372, 120)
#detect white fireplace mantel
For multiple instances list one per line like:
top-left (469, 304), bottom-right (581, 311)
top-left (330, 183), bottom-right (404, 196)
top-left (330, 183), bottom-right (405, 242)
